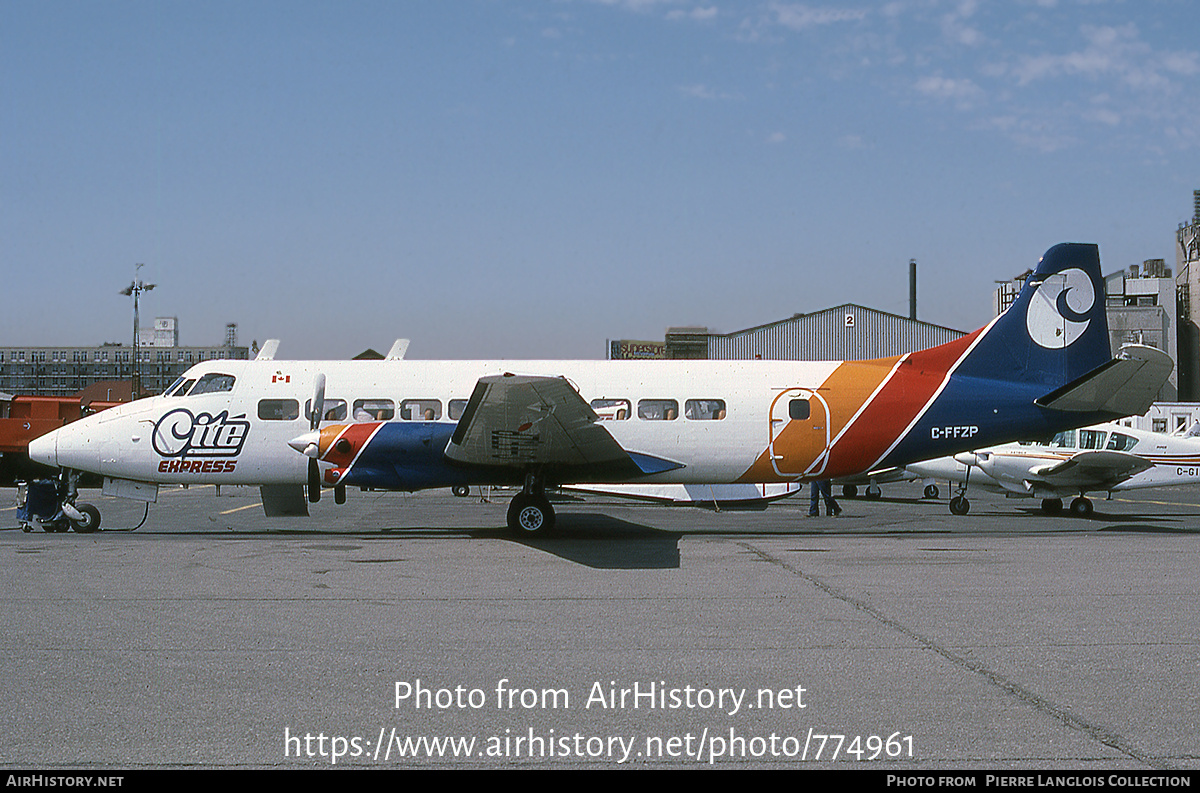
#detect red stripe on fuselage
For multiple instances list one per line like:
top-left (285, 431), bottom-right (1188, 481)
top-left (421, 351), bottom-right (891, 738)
top-left (319, 422), bottom-right (382, 469)
top-left (821, 328), bottom-right (982, 478)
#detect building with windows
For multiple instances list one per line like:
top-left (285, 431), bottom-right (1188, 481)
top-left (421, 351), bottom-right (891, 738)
top-left (0, 318), bottom-right (250, 399)
top-left (1176, 190), bottom-right (1200, 400)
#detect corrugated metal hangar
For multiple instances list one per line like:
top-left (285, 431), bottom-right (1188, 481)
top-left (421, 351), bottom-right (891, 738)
top-left (611, 304), bottom-right (965, 362)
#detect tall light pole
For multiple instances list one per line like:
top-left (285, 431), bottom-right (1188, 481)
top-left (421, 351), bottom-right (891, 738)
top-left (120, 264), bottom-right (155, 398)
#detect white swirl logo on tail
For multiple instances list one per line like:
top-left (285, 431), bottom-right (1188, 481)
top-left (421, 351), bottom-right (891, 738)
top-left (1025, 268), bottom-right (1095, 349)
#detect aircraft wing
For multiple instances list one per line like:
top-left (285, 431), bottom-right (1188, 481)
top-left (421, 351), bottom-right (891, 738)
top-left (1026, 450), bottom-right (1154, 490)
top-left (444, 374), bottom-right (683, 480)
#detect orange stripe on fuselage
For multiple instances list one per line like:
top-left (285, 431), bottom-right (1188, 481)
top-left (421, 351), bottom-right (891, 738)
top-left (738, 329), bottom-right (982, 483)
top-left (736, 356), bottom-right (899, 483)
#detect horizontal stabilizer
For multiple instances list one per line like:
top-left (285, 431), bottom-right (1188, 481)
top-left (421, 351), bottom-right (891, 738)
top-left (1034, 344), bottom-right (1173, 416)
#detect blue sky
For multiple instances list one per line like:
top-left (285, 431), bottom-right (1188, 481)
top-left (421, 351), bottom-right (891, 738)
top-left (3, 0), bottom-right (1197, 359)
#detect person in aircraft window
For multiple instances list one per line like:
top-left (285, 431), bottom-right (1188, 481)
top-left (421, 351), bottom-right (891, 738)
top-left (808, 479), bottom-right (841, 517)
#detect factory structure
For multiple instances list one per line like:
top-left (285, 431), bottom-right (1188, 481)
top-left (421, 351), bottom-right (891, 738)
top-left (0, 319), bottom-right (251, 401)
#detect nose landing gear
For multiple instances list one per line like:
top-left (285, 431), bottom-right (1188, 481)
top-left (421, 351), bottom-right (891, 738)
top-left (17, 472), bottom-right (101, 533)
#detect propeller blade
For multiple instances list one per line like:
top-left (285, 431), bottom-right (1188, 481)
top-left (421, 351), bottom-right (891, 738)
top-left (310, 373), bottom-right (326, 432)
top-left (307, 373), bottom-right (327, 502)
top-left (308, 458), bottom-right (321, 503)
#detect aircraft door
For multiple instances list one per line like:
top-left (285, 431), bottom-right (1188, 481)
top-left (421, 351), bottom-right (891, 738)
top-left (768, 389), bottom-right (832, 478)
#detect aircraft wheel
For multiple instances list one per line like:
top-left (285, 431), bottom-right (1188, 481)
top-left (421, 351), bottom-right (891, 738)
top-left (865, 485), bottom-right (882, 500)
top-left (451, 485), bottom-right (470, 498)
top-left (70, 504), bottom-right (101, 533)
top-left (507, 493), bottom-right (556, 536)
top-left (923, 484), bottom-right (940, 500)
top-left (1069, 497), bottom-right (1093, 518)
top-left (841, 485), bottom-right (858, 499)
top-left (949, 496), bottom-right (970, 515)
top-left (1041, 498), bottom-right (1063, 515)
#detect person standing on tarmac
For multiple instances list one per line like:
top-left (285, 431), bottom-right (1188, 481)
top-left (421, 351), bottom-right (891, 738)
top-left (808, 480), bottom-right (841, 517)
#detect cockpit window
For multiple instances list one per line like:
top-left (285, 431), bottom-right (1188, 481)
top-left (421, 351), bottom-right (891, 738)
top-left (188, 373), bottom-right (236, 396)
top-left (163, 377), bottom-right (197, 397)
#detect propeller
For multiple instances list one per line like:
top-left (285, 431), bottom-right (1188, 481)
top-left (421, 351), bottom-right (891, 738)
top-left (307, 374), bottom-right (326, 503)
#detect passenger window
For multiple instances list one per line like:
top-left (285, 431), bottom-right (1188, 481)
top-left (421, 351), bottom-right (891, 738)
top-left (1079, 430), bottom-right (1106, 449)
top-left (353, 399), bottom-right (395, 421)
top-left (189, 373), bottom-right (236, 395)
top-left (685, 399), bottom-right (726, 420)
top-left (449, 399), bottom-right (468, 421)
top-left (305, 399), bottom-right (347, 423)
top-left (401, 399), bottom-right (442, 420)
top-left (788, 399), bottom-right (811, 421)
top-left (591, 398), bottom-right (631, 421)
top-left (1106, 433), bottom-right (1139, 452)
top-left (258, 399), bottom-right (300, 421)
top-left (638, 399), bottom-right (678, 421)
top-left (1049, 430), bottom-right (1076, 448)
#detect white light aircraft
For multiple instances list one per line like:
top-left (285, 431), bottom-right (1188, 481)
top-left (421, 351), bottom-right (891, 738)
top-left (907, 420), bottom-right (1200, 517)
top-left (27, 244), bottom-right (1172, 535)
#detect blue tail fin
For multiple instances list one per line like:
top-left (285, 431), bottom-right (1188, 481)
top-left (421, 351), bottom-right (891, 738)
top-left (955, 243), bottom-right (1111, 389)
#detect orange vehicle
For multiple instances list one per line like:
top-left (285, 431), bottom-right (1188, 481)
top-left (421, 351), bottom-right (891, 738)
top-left (0, 394), bottom-right (119, 484)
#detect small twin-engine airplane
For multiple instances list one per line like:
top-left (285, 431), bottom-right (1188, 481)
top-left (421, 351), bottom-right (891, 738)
top-left (906, 420), bottom-right (1200, 517)
top-left (27, 243), bottom-right (1172, 535)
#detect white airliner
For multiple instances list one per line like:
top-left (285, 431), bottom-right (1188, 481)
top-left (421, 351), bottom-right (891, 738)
top-left (906, 421), bottom-right (1200, 517)
top-left (27, 244), bottom-right (1173, 534)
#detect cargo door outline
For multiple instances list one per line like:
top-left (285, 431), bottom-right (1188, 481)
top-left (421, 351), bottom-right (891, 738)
top-left (768, 388), bottom-right (832, 478)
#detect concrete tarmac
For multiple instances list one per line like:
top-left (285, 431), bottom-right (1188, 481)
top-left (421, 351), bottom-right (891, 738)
top-left (1, 482), bottom-right (1199, 769)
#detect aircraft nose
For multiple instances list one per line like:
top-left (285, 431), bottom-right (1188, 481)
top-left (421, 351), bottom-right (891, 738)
top-left (28, 431), bottom-right (57, 468)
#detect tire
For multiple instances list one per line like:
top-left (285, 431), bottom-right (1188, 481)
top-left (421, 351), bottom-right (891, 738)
top-left (923, 484), bottom-right (940, 500)
top-left (507, 492), bottom-right (555, 536)
top-left (70, 504), bottom-right (101, 533)
top-left (841, 485), bottom-right (858, 499)
top-left (452, 485), bottom-right (470, 498)
top-left (1041, 498), bottom-right (1063, 515)
top-left (949, 496), bottom-right (970, 515)
top-left (1070, 497), bottom-right (1093, 517)
top-left (865, 485), bottom-right (882, 500)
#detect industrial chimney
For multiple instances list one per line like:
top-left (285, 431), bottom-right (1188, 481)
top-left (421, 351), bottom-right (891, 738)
top-left (909, 259), bottom-right (917, 321)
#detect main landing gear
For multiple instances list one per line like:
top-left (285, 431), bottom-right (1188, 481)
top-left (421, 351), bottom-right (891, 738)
top-left (507, 473), bottom-right (555, 536)
top-left (1039, 496), bottom-right (1093, 516)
